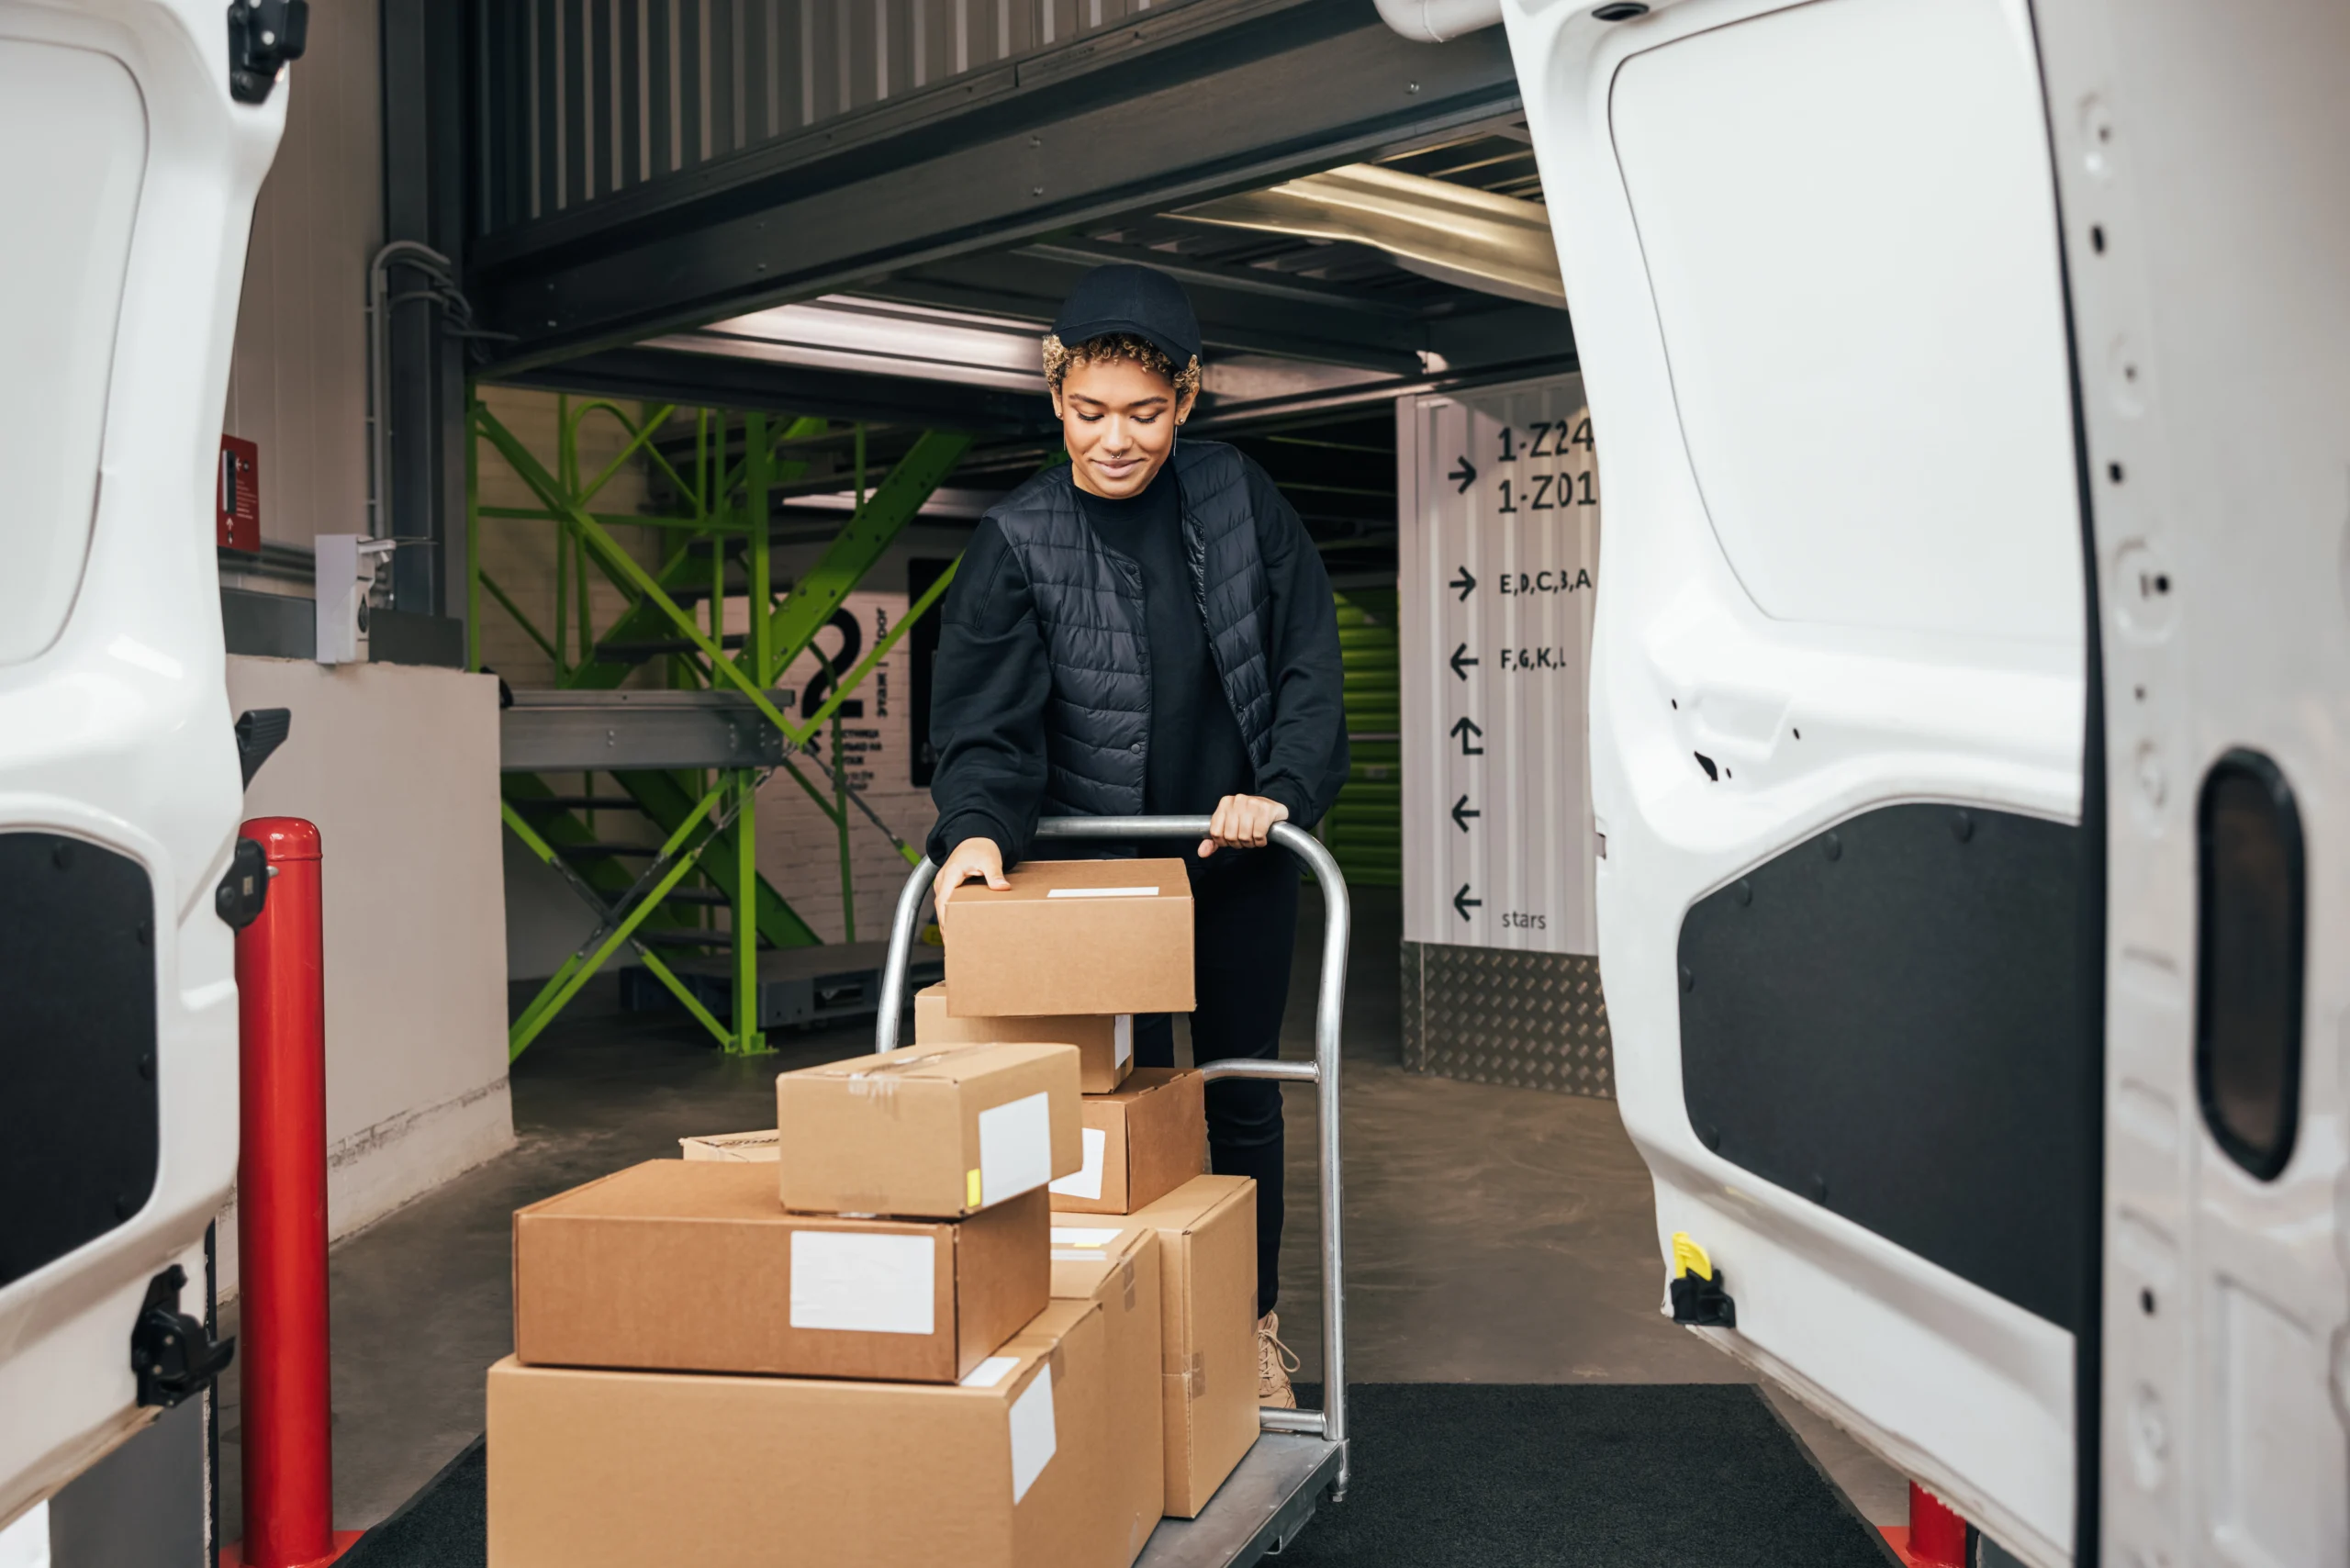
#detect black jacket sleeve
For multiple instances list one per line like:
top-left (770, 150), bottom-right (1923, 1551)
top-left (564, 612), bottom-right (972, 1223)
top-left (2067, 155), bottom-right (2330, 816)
top-left (1244, 459), bottom-right (1351, 826)
top-left (924, 517), bottom-right (1050, 865)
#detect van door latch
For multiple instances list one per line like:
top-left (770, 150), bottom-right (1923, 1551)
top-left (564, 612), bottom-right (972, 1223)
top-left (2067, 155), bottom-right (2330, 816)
top-left (132, 1265), bottom-right (235, 1408)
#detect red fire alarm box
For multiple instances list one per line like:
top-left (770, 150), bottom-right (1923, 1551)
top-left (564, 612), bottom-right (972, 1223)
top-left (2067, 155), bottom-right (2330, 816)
top-left (218, 435), bottom-right (260, 553)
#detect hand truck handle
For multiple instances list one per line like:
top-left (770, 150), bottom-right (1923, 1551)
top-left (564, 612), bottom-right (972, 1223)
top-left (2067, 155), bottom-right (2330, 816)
top-left (873, 817), bottom-right (1350, 1465)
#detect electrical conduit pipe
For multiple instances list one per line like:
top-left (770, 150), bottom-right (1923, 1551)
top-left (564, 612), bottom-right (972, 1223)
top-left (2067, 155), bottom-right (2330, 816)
top-left (1372, 0), bottom-right (1501, 43)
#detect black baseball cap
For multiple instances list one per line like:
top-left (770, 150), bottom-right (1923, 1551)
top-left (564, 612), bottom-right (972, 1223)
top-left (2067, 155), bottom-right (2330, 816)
top-left (1051, 263), bottom-right (1202, 369)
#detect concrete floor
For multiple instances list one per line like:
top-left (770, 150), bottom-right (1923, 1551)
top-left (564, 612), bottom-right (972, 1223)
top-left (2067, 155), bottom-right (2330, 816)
top-left (216, 882), bottom-right (1908, 1540)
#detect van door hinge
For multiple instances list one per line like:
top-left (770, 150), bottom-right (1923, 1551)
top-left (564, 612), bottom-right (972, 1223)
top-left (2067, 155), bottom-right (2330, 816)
top-left (226, 0), bottom-right (309, 105)
top-left (131, 1265), bottom-right (235, 1408)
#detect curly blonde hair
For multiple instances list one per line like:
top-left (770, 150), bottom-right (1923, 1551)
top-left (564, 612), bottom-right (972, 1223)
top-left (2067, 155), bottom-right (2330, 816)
top-left (1042, 331), bottom-right (1203, 400)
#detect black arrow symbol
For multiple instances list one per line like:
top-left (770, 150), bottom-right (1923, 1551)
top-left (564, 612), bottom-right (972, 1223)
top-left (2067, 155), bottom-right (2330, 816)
top-left (1450, 566), bottom-right (1477, 601)
top-left (1451, 795), bottom-right (1480, 833)
top-left (1450, 715), bottom-right (1484, 756)
top-left (1454, 884), bottom-right (1482, 922)
top-left (1449, 643), bottom-right (1478, 682)
top-left (1449, 455), bottom-right (1477, 493)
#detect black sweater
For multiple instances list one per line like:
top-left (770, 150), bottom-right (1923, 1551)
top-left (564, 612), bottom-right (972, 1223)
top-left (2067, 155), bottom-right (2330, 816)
top-left (925, 458), bottom-right (1348, 867)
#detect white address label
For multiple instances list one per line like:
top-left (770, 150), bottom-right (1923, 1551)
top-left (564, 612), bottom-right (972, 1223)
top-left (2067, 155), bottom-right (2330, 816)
top-left (1047, 1126), bottom-right (1107, 1202)
top-left (1044, 886), bottom-right (1158, 899)
top-left (789, 1232), bottom-right (935, 1335)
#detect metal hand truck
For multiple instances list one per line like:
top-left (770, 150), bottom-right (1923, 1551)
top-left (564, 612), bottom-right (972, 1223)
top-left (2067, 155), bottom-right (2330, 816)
top-left (877, 816), bottom-right (1348, 1566)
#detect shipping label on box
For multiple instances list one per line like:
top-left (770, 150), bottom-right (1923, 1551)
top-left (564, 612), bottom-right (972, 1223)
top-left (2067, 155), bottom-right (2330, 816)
top-left (487, 1295), bottom-right (1115, 1568)
top-left (1048, 1070), bottom-right (1207, 1215)
top-left (915, 983), bottom-right (1135, 1094)
top-left (1120, 1175), bottom-right (1260, 1518)
top-left (513, 1160), bottom-right (1047, 1383)
top-left (777, 1040), bottom-right (1081, 1218)
top-left (943, 858), bottom-right (1195, 1016)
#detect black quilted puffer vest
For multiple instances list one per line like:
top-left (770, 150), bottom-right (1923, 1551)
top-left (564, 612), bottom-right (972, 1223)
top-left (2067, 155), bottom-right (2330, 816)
top-left (986, 440), bottom-right (1275, 819)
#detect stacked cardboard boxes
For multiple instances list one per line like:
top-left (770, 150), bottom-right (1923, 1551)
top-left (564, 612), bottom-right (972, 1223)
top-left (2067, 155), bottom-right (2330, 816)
top-left (929, 858), bottom-right (1265, 1518)
top-left (492, 857), bottom-right (1267, 1562)
top-left (492, 1039), bottom-right (1148, 1567)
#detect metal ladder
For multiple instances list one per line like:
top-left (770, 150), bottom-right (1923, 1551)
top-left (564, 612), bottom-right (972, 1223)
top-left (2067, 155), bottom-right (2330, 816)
top-left (876, 815), bottom-right (1350, 1566)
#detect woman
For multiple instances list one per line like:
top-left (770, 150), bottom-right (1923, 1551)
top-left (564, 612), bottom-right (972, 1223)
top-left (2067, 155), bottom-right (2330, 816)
top-left (925, 263), bottom-right (1348, 1407)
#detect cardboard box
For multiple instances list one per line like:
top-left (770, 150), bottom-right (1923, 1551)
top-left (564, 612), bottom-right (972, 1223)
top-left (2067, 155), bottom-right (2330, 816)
top-left (1047, 1070), bottom-right (1206, 1216)
top-left (943, 858), bottom-right (1195, 1017)
top-left (1120, 1176), bottom-right (1260, 1517)
top-left (677, 1128), bottom-right (778, 1162)
top-left (916, 983), bottom-right (1135, 1094)
top-left (778, 1041), bottom-right (1082, 1218)
top-left (1047, 1222), bottom-right (1165, 1563)
top-left (487, 1296), bottom-right (1118, 1568)
top-left (514, 1161), bottom-right (1047, 1383)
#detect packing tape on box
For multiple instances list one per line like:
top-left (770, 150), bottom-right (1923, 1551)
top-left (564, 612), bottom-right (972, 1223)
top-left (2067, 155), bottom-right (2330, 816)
top-left (838, 1050), bottom-right (958, 1104)
top-left (1164, 1347), bottom-right (1206, 1397)
top-left (1119, 1258), bottom-right (1137, 1312)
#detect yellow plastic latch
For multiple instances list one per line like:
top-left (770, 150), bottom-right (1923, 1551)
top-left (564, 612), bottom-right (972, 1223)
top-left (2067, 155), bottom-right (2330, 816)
top-left (967, 1169), bottom-right (983, 1208)
top-left (1672, 1231), bottom-right (1713, 1282)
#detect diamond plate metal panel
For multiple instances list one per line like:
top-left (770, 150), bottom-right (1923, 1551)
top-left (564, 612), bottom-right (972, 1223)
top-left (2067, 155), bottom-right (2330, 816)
top-left (1400, 940), bottom-right (1613, 1098)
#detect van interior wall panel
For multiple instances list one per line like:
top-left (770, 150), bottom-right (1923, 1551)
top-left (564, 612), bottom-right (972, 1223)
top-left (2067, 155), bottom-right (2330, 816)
top-left (1676, 802), bottom-right (2086, 1331)
top-left (222, 0), bottom-right (383, 553)
top-left (462, 0), bottom-right (1522, 367)
top-left (0, 834), bottom-right (157, 1290)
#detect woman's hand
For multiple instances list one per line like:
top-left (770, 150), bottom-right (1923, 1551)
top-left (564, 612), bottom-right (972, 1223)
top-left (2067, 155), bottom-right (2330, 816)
top-left (932, 836), bottom-right (1010, 928)
top-left (1200, 794), bottom-right (1290, 857)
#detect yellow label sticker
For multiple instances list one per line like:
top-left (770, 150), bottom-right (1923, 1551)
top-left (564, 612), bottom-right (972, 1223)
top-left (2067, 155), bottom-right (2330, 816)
top-left (967, 1168), bottom-right (983, 1208)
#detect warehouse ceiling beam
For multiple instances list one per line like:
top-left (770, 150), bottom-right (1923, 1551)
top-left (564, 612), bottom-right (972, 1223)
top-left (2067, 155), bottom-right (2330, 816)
top-left (496, 350), bottom-right (1058, 438)
top-left (464, 0), bottom-right (1520, 373)
top-left (1174, 162), bottom-right (1566, 308)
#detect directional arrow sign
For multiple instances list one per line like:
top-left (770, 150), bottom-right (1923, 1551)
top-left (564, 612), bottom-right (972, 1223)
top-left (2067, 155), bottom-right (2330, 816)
top-left (1451, 794), bottom-right (1480, 833)
top-left (1449, 566), bottom-right (1476, 601)
top-left (1454, 884), bottom-right (1482, 922)
top-left (1449, 643), bottom-right (1478, 682)
top-left (1449, 455), bottom-right (1477, 494)
top-left (1450, 715), bottom-right (1484, 756)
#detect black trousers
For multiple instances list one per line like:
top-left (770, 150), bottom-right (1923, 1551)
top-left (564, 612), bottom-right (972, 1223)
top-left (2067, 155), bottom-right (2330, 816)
top-left (1132, 846), bottom-right (1298, 1319)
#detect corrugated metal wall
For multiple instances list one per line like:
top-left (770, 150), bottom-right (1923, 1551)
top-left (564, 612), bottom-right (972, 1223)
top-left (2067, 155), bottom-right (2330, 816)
top-left (474, 0), bottom-right (1203, 233)
top-left (1325, 587), bottom-right (1400, 888)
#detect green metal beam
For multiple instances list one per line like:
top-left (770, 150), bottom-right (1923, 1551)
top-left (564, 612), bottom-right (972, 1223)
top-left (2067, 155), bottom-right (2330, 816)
top-left (476, 409), bottom-right (799, 738)
top-left (763, 430), bottom-right (971, 679)
top-left (610, 767), bottom-right (823, 949)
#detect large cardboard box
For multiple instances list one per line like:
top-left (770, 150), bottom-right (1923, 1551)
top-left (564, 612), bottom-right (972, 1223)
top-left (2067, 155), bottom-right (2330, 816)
top-left (514, 1161), bottom-right (1047, 1383)
top-left (943, 858), bottom-right (1195, 1017)
top-left (916, 983), bottom-right (1135, 1094)
top-left (778, 1041), bottom-right (1081, 1218)
top-left (1120, 1176), bottom-right (1260, 1517)
top-left (677, 1128), bottom-right (778, 1162)
top-left (487, 1296), bottom-right (1116, 1568)
top-left (1047, 1222), bottom-right (1165, 1564)
top-left (1048, 1070), bottom-right (1206, 1216)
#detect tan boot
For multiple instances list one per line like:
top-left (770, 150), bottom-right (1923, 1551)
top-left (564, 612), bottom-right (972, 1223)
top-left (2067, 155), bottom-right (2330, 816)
top-left (1257, 1311), bottom-right (1300, 1408)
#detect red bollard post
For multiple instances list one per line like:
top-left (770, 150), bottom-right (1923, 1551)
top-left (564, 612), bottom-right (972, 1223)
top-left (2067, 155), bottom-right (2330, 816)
top-left (229, 818), bottom-right (354, 1568)
top-left (1907, 1483), bottom-right (1970, 1568)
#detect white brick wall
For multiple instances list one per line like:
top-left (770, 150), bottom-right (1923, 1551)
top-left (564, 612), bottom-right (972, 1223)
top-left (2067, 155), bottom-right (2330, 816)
top-left (745, 590), bottom-right (934, 944)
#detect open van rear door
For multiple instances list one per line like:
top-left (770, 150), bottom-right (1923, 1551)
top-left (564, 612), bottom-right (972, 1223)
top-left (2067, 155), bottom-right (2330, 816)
top-left (2032, 4), bottom-right (2350, 1564)
top-left (0, 0), bottom-right (285, 1526)
top-left (1503, 0), bottom-right (2096, 1559)
top-left (1504, 0), bottom-right (2350, 1560)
